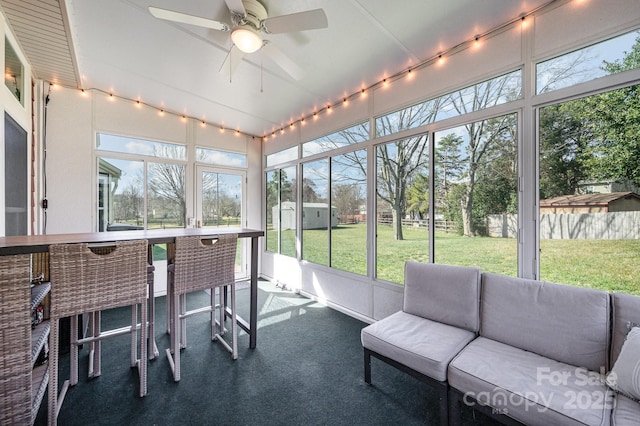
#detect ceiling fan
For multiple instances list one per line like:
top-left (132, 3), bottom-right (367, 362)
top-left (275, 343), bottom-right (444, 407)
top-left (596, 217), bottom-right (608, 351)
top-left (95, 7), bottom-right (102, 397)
top-left (149, 0), bottom-right (328, 80)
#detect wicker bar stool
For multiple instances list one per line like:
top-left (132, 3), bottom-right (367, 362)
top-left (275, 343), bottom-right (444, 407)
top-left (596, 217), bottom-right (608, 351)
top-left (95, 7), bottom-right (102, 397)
top-left (0, 254), bottom-right (32, 425)
top-left (166, 234), bottom-right (238, 382)
top-left (48, 240), bottom-right (149, 425)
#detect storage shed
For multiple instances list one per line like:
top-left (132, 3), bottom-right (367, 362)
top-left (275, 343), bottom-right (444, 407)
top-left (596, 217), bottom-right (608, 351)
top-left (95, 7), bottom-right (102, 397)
top-left (273, 201), bottom-right (338, 230)
top-left (540, 192), bottom-right (640, 214)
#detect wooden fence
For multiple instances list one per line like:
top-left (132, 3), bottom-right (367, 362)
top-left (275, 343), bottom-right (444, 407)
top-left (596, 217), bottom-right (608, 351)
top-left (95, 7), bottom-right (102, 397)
top-left (377, 218), bottom-right (456, 232)
top-left (487, 211), bottom-right (640, 239)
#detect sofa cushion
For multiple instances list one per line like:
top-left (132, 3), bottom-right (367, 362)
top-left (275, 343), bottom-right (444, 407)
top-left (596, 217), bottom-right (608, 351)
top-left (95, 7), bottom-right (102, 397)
top-left (611, 394), bottom-right (640, 426)
top-left (610, 292), bottom-right (640, 366)
top-left (606, 327), bottom-right (640, 401)
top-left (480, 273), bottom-right (610, 371)
top-left (361, 311), bottom-right (476, 382)
top-left (403, 261), bottom-right (481, 332)
top-left (448, 337), bottom-right (614, 426)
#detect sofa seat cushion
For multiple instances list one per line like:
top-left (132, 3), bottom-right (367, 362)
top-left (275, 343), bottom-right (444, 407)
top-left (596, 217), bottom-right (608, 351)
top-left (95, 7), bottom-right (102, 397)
top-left (361, 311), bottom-right (476, 382)
top-left (611, 394), bottom-right (640, 426)
top-left (449, 337), bottom-right (613, 426)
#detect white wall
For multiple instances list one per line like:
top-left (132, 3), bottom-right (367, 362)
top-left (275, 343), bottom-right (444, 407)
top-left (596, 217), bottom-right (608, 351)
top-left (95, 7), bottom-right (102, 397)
top-left (44, 87), bottom-right (261, 235)
top-left (261, 0), bottom-right (640, 322)
top-left (0, 13), bottom-right (33, 236)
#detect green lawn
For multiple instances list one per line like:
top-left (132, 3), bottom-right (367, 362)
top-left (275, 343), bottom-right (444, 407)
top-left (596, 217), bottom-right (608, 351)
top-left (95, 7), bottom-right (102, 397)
top-left (267, 224), bottom-right (640, 295)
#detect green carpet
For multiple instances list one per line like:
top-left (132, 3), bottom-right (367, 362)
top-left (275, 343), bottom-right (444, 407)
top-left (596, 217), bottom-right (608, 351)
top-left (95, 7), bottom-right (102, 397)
top-left (35, 281), bottom-right (501, 425)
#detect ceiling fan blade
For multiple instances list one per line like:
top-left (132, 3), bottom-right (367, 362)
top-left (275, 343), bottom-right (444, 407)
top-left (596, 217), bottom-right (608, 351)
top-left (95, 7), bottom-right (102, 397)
top-left (219, 44), bottom-right (246, 78)
top-left (149, 7), bottom-right (229, 31)
top-left (262, 9), bottom-right (328, 34)
top-left (224, 0), bottom-right (246, 17)
top-left (262, 42), bottom-right (304, 80)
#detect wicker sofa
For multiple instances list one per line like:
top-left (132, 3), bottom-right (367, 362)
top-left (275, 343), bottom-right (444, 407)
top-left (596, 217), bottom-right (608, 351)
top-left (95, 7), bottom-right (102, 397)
top-left (361, 261), bottom-right (640, 426)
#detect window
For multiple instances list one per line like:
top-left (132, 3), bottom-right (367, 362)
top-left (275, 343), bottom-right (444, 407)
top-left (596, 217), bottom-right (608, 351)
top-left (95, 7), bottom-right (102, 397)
top-left (147, 161), bottom-right (186, 229)
top-left (434, 113), bottom-right (518, 276)
top-left (4, 37), bottom-right (23, 105)
top-left (302, 121), bottom-right (369, 157)
top-left (539, 83), bottom-right (640, 294)
top-left (301, 159), bottom-right (329, 265)
top-left (266, 146), bottom-right (297, 167)
top-left (98, 157), bottom-right (144, 230)
top-left (97, 133), bottom-right (186, 159)
top-left (266, 167), bottom-right (297, 257)
top-left (537, 30), bottom-right (640, 94)
top-left (375, 70), bottom-right (522, 137)
top-left (331, 150), bottom-right (367, 275)
top-left (196, 147), bottom-right (247, 167)
top-left (375, 134), bottom-right (429, 283)
top-left (96, 133), bottom-right (186, 231)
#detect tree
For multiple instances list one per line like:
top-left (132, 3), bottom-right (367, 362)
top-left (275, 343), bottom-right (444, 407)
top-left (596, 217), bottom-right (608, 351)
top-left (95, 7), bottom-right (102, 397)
top-left (448, 73), bottom-right (520, 236)
top-left (376, 99), bottom-right (443, 240)
top-left (114, 181), bottom-right (143, 224)
top-left (577, 37), bottom-right (640, 184)
top-left (406, 172), bottom-right (429, 220)
top-left (539, 101), bottom-right (592, 199)
top-left (147, 145), bottom-right (187, 227)
top-left (435, 134), bottom-right (465, 196)
top-left (332, 183), bottom-right (364, 222)
top-left (300, 177), bottom-right (321, 203)
top-left (148, 162), bottom-right (186, 226)
top-left (539, 34), bottom-right (640, 199)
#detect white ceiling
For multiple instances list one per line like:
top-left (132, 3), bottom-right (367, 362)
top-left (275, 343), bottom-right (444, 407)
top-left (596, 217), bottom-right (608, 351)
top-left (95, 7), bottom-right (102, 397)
top-left (3, 0), bottom-right (553, 137)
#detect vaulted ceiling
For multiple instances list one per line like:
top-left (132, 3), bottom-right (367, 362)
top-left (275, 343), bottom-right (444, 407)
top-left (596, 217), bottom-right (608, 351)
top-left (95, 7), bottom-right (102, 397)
top-left (1, 0), bottom-right (553, 136)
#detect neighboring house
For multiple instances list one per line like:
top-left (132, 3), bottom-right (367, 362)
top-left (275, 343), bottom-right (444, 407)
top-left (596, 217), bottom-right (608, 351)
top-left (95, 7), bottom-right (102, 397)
top-left (540, 192), bottom-right (640, 214)
top-left (273, 201), bottom-right (338, 230)
top-left (576, 180), bottom-right (640, 195)
top-left (97, 158), bottom-right (122, 232)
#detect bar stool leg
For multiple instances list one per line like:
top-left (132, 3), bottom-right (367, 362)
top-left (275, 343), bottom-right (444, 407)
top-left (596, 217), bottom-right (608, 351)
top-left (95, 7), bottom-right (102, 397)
top-left (180, 293), bottom-right (187, 349)
top-left (219, 287), bottom-right (226, 336)
top-left (130, 305), bottom-right (137, 367)
top-left (91, 311), bottom-right (102, 378)
top-left (139, 301), bottom-right (148, 397)
top-left (70, 315), bottom-right (79, 386)
top-left (214, 288), bottom-right (216, 340)
top-left (231, 282), bottom-right (237, 359)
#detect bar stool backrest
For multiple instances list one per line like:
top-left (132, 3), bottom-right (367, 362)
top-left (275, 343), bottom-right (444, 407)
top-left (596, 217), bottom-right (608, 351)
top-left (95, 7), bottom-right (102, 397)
top-left (49, 240), bottom-right (148, 318)
top-left (172, 234), bottom-right (237, 296)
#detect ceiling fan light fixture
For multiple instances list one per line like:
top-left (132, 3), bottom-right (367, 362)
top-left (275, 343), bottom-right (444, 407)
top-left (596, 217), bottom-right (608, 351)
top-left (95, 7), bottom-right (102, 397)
top-left (231, 25), bottom-right (263, 53)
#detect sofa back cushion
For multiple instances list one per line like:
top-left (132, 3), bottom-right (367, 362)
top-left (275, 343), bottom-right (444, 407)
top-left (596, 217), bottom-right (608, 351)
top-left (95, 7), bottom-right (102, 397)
top-left (611, 292), bottom-right (640, 366)
top-left (403, 261), bottom-right (481, 332)
top-left (480, 273), bottom-right (610, 371)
